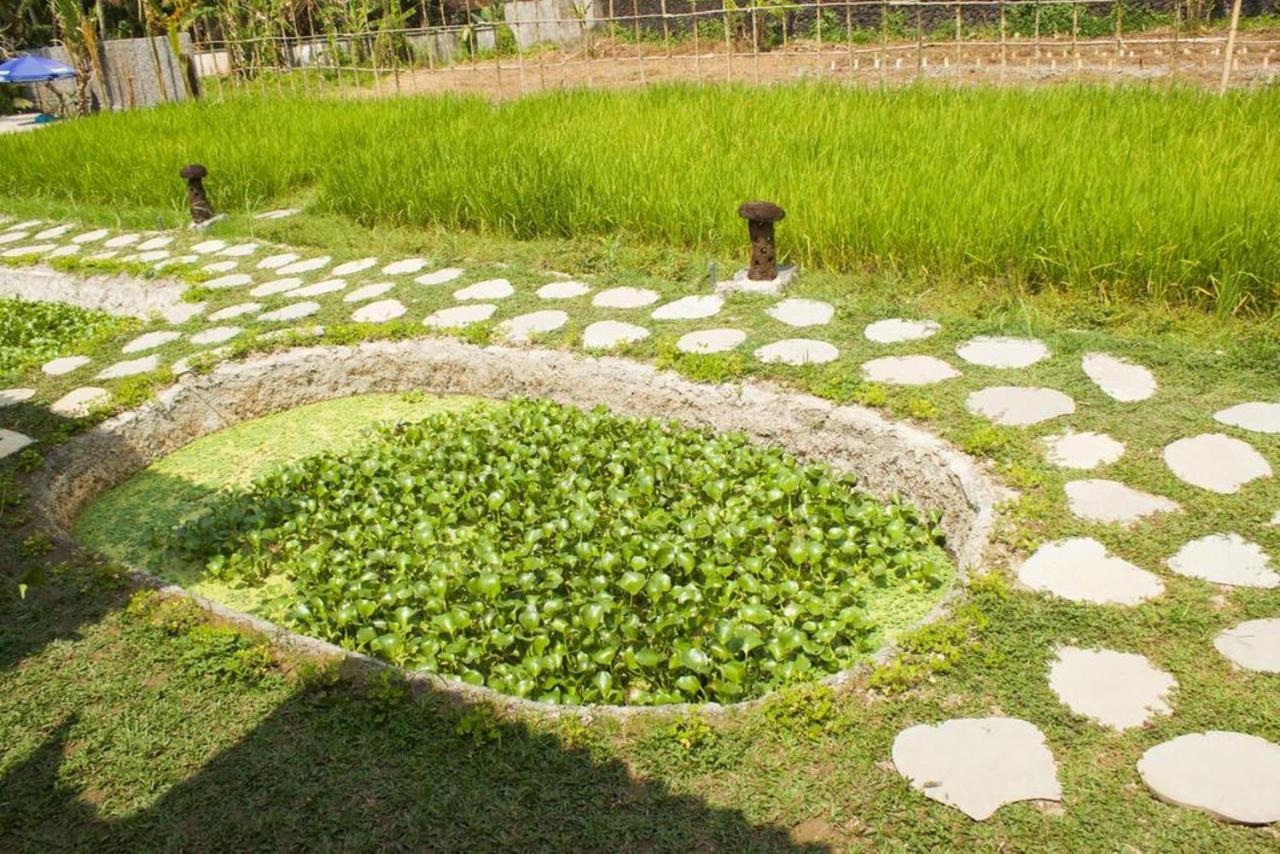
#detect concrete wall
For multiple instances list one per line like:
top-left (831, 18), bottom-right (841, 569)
top-left (30, 34), bottom-right (196, 112)
top-left (504, 0), bottom-right (604, 50)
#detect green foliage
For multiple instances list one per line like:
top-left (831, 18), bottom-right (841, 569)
top-left (0, 298), bottom-right (131, 377)
top-left (166, 399), bottom-right (950, 706)
top-left (760, 681), bottom-right (842, 742)
top-left (18, 530), bottom-right (54, 559)
top-left (449, 704), bottom-right (504, 745)
top-left (177, 624), bottom-right (277, 684)
top-left (867, 585), bottom-right (998, 696)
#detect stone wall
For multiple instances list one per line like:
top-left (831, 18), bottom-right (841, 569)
top-left (29, 34), bottom-right (196, 112)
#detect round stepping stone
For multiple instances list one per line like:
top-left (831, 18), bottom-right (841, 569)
top-left (96, 355), bottom-right (159, 380)
top-left (103, 233), bottom-right (140, 248)
top-left (189, 326), bottom-right (242, 346)
top-left (42, 355), bottom-right (90, 376)
top-left (277, 256), bottom-right (331, 276)
top-left (72, 228), bottom-right (110, 244)
top-left (1082, 353), bottom-right (1157, 402)
top-left (255, 208), bottom-right (299, 220)
top-left (592, 287), bottom-right (659, 309)
top-left (250, 277), bottom-right (305, 298)
top-left (192, 239), bottom-right (227, 254)
top-left (956, 336), bottom-right (1049, 369)
top-left (220, 243), bottom-right (259, 257)
top-left (209, 302), bottom-right (262, 321)
top-left (1138, 732), bottom-right (1280, 825)
top-left (1215, 619), bottom-right (1280, 673)
top-left (864, 317), bottom-right (940, 344)
top-left (259, 301), bottom-right (321, 323)
top-left (966, 387), bottom-right (1074, 427)
top-left (88, 250), bottom-right (119, 261)
top-left (1064, 479), bottom-right (1179, 525)
top-left (344, 283), bottom-right (394, 303)
top-left (382, 258), bottom-right (428, 276)
top-left (1017, 537), bottom-right (1164, 605)
top-left (1214, 402), bottom-right (1280, 435)
top-left (127, 250), bottom-right (169, 263)
top-left (202, 260), bottom-right (239, 274)
top-left (45, 245), bottom-right (80, 259)
top-left (1167, 533), bottom-right (1277, 589)
top-left (1164, 433), bottom-right (1271, 494)
top-left (287, 278), bottom-right (347, 298)
top-left (582, 320), bottom-right (650, 350)
top-left (766, 298), bottom-right (833, 328)
top-left (891, 718), bottom-right (1061, 821)
top-left (0, 429), bottom-right (34, 459)
top-left (35, 224), bottom-right (72, 239)
top-left (499, 310), bottom-right (568, 343)
top-left (861, 355), bottom-right (959, 386)
top-left (0, 231), bottom-right (28, 245)
top-left (204, 273), bottom-right (253, 290)
top-left (162, 303), bottom-right (206, 325)
top-left (0, 388), bottom-right (35, 407)
top-left (2, 244), bottom-right (57, 257)
top-left (676, 328), bottom-right (747, 354)
top-left (1043, 431), bottom-right (1125, 470)
top-left (537, 280), bottom-right (591, 299)
top-left (332, 257), bottom-right (378, 276)
top-left (6, 220), bottom-right (41, 230)
top-left (754, 339), bottom-right (838, 366)
top-left (651, 295), bottom-right (723, 321)
top-left (1048, 647), bottom-right (1175, 730)
top-left (454, 278), bottom-right (514, 301)
top-left (122, 330), bottom-right (182, 354)
top-left (137, 236), bottom-right (173, 251)
top-left (424, 304), bottom-right (496, 329)
top-left (258, 253), bottom-right (299, 270)
top-left (50, 387), bottom-right (110, 418)
top-left (1273, 510), bottom-right (1280, 527)
top-left (351, 299), bottom-right (406, 324)
top-left (415, 268), bottom-right (465, 286)
top-left (154, 255), bottom-right (194, 269)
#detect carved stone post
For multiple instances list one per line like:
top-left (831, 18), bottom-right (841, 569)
top-left (738, 201), bottom-right (785, 281)
top-left (180, 164), bottom-right (214, 224)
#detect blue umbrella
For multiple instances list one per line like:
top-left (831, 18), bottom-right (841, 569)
top-left (0, 55), bottom-right (77, 84)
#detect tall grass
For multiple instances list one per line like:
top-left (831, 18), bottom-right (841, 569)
top-left (3, 84), bottom-right (1277, 310)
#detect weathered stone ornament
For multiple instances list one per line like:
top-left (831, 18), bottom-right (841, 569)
top-left (180, 164), bottom-right (214, 224)
top-left (738, 200), bottom-right (785, 281)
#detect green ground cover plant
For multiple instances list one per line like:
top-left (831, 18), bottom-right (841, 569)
top-left (0, 298), bottom-right (133, 379)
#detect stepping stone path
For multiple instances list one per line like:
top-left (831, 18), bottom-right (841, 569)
top-left (0, 388), bottom-right (35, 406)
top-left (162, 303), bottom-right (208, 324)
top-left (154, 255), bottom-right (194, 269)
top-left (345, 283), bottom-right (394, 303)
top-left (651, 295), bottom-right (723, 321)
top-left (0, 429), bottom-right (34, 459)
top-left (72, 229), bottom-right (110, 244)
top-left (104, 234), bottom-right (140, 248)
top-left (0, 232), bottom-right (27, 245)
top-left (122, 331), bottom-right (182, 354)
top-left (127, 250), bottom-right (169, 264)
top-left (1043, 431), bottom-right (1125, 470)
top-left (172, 348), bottom-right (230, 376)
top-left (1018, 538), bottom-right (1163, 605)
top-left (209, 302), bottom-right (262, 321)
top-left (137, 236), bottom-right (173, 250)
top-left (251, 277), bottom-right (305, 298)
top-left (333, 258), bottom-right (378, 276)
top-left (1137, 732), bottom-right (1280, 825)
top-left (1048, 647), bottom-right (1175, 730)
top-left (42, 356), bottom-right (90, 376)
top-left (220, 243), bottom-right (259, 257)
top-left (1064, 479), bottom-right (1179, 525)
top-left (2, 244), bottom-right (57, 258)
top-left (351, 300), bottom-right (406, 324)
top-left (499, 310), bottom-right (567, 343)
top-left (676, 328), bottom-right (746, 355)
top-left (455, 278), bottom-right (514, 301)
top-left (537, 281), bottom-right (591, 299)
top-left (202, 260), bottom-right (239, 274)
top-left (1164, 433), bottom-right (1271, 494)
top-left (258, 253), bottom-right (299, 270)
top-left (255, 208), bottom-right (298, 220)
top-left (864, 318), bottom-right (940, 344)
top-left (193, 239), bottom-right (227, 254)
top-left (424, 304), bottom-right (496, 329)
top-left (1167, 533), bottom-right (1277, 589)
top-left (861, 355), bottom-right (959, 386)
top-left (891, 717), bottom-right (1062, 821)
top-left (46, 245), bottom-right (81, 258)
top-left (754, 339), bottom-right (838, 366)
top-left (287, 279), bottom-right (346, 298)
top-left (204, 273), bottom-right (253, 290)
top-left (278, 256), bottom-right (331, 276)
top-left (1081, 353), bottom-right (1157, 402)
top-left (89, 251), bottom-right (119, 261)
top-left (1214, 402), bottom-right (1280, 434)
top-left (382, 258), bottom-right (428, 276)
top-left (259, 302), bottom-right (321, 323)
top-left (189, 326), bottom-right (242, 346)
top-left (97, 355), bottom-right (159, 380)
top-left (35, 225), bottom-right (72, 239)
top-left (956, 336), bottom-right (1049, 369)
top-left (1214, 619), bottom-right (1280, 673)
top-left (582, 321), bottom-right (650, 350)
top-left (766, 298), bottom-right (833, 328)
top-left (50, 387), bottom-right (109, 417)
top-left (415, 268), bottom-right (465, 286)
top-left (966, 387), bottom-right (1074, 427)
top-left (592, 287), bottom-right (659, 309)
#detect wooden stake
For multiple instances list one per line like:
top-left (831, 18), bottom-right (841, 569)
top-left (1220, 0), bottom-right (1243, 92)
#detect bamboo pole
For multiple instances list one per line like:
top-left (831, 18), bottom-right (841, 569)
top-left (1220, 0), bottom-right (1243, 91)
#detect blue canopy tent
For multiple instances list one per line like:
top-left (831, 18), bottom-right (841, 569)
top-left (0, 55), bottom-right (78, 122)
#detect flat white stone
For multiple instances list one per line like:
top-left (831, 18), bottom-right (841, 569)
top-left (1215, 619), bottom-right (1280, 673)
top-left (257, 253), bottom-right (299, 270)
top-left (1017, 537), bottom-right (1164, 605)
top-left (651, 295), bottom-right (723, 321)
top-left (153, 254), bottom-right (193, 269)
top-left (676, 328), bottom-right (747, 354)
top-left (424, 303), bottom-right (496, 329)
top-left (891, 717), bottom-right (1061, 821)
top-left (766, 298), bottom-right (833, 328)
top-left (1167, 533), bottom-right (1277, 589)
top-left (714, 265), bottom-right (797, 296)
top-left (1082, 353), bottom-right (1157, 402)
top-left (103, 233), bottom-right (140, 248)
top-left (754, 339), bottom-right (839, 366)
top-left (0, 429), bottom-right (34, 459)
top-left (50, 386), bottom-right (110, 417)
top-left (1138, 732), bottom-right (1280, 825)
top-left (162, 303), bottom-right (206, 325)
top-left (72, 228), bottom-right (110, 244)
top-left (415, 268), bottom-right (465, 286)
top-left (351, 299), bottom-right (406, 324)
top-left (344, 283), bottom-right (394, 303)
top-left (861, 355), bottom-right (959, 386)
top-left (287, 278), bottom-right (346, 298)
top-left (1044, 431), bottom-right (1125, 470)
top-left (220, 243), bottom-right (260, 257)
top-left (255, 208), bottom-right (299, 220)
top-left (1215, 402), bottom-right (1280, 434)
top-left (1273, 510), bottom-right (1280, 527)
top-left (537, 280), bottom-right (591, 299)
top-left (2, 244), bottom-right (57, 257)
top-left (499, 310), bottom-right (568, 343)
top-left (1049, 647), bottom-right (1175, 730)
top-left (192, 239), bottom-right (227, 254)
top-left (204, 273), bottom-right (253, 290)
top-left (35, 224), bottom-right (72, 239)
top-left (202, 260), bottom-right (239, 273)
top-left (1064, 479), bottom-right (1179, 525)
top-left (136, 236), bottom-right (173, 250)
top-left (6, 220), bottom-right (41, 230)
top-left (189, 326), bottom-right (242, 346)
top-left (966, 387), bottom-right (1075, 427)
top-left (209, 302), bottom-right (262, 321)
top-left (45, 245), bottom-right (80, 258)
top-left (122, 330), bottom-right (182, 354)
top-left (864, 318), bottom-right (941, 344)
top-left (1164, 433), bottom-right (1271, 494)
top-left (0, 388), bottom-right (35, 407)
top-left (42, 355), bottom-right (90, 376)
top-left (381, 258), bottom-right (427, 276)
top-left (956, 336), bottom-right (1049, 369)
top-left (277, 256), bottom-right (331, 276)
top-left (88, 251), bottom-right (119, 261)
top-left (250, 277), bottom-right (305, 297)
top-left (126, 250), bottom-right (169, 263)
top-left (0, 231), bottom-right (28, 245)
top-left (582, 320), bottom-right (650, 350)
top-left (592, 287), bottom-right (659, 309)
top-left (96, 355), bottom-right (159, 379)
top-left (258, 301), bottom-right (321, 323)
top-left (332, 257), bottom-right (378, 276)
top-left (454, 278), bottom-right (514, 301)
